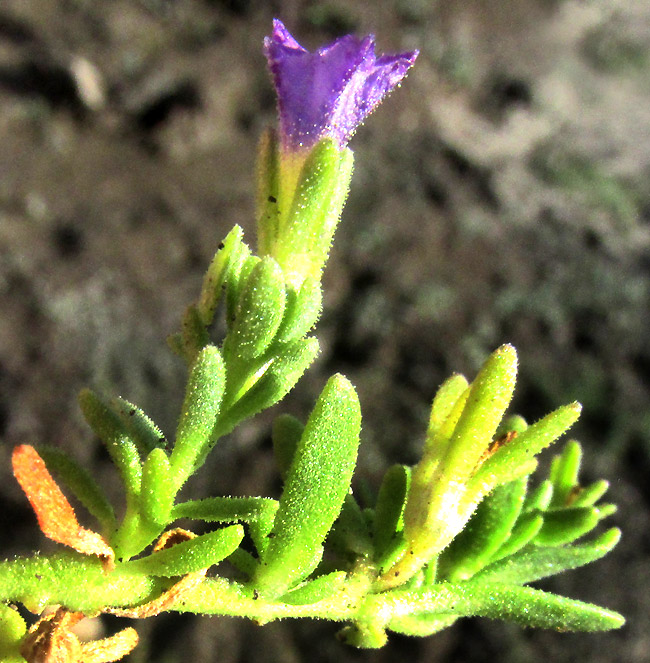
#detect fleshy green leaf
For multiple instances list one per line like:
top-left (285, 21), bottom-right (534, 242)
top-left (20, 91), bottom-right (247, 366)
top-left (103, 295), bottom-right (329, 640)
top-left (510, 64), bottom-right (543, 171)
top-left (327, 493), bottom-right (373, 558)
top-left (473, 527), bottom-right (621, 585)
top-left (402, 386), bottom-right (469, 540)
top-left (170, 345), bottom-right (225, 488)
top-left (490, 511), bottom-right (544, 562)
top-left (223, 257), bottom-right (286, 362)
top-left (337, 621), bottom-right (387, 649)
top-left (398, 346), bottom-right (518, 576)
top-left (172, 497), bottom-right (279, 555)
top-left (440, 477), bottom-right (527, 581)
top-left (523, 479), bottom-right (554, 512)
top-left (38, 446), bottom-right (116, 532)
top-left (228, 548), bottom-right (258, 577)
top-left (274, 278), bottom-right (322, 343)
top-left (495, 414), bottom-right (528, 438)
top-left (198, 225), bottom-right (245, 326)
top-left (384, 581), bottom-right (624, 631)
top-left (121, 526), bottom-right (244, 577)
top-left (425, 374), bottom-right (469, 446)
top-left (0, 552), bottom-right (159, 614)
top-left (470, 402), bottom-right (582, 493)
top-left (534, 506), bottom-right (601, 546)
top-left (218, 337), bottom-right (319, 435)
top-left (78, 388), bottom-right (142, 497)
top-left (111, 397), bottom-right (167, 455)
top-left (254, 374), bottom-right (361, 597)
top-left (272, 413), bottom-right (304, 480)
top-left (141, 448), bottom-right (174, 527)
top-left (279, 571), bottom-right (346, 605)
top-left (180, 304), bottom-right (211, 363)
top-left (549, 440), bottom-right (582, 507)
top-left (440, 344), bottom-right (518, 482)
top-left (572, 480), bottom-right (610, 507)
top-left (373, 464), bottom-right (410, 564)
top-left (388, 613), bottom-right (457, 637)
top-left (0, 603), bottom-right (26, 662)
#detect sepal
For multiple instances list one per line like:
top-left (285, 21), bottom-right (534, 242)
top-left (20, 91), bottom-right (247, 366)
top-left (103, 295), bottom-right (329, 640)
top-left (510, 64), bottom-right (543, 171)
top-left (274, 277), bottom-right (322, 343)
top-left (198, 225), bottom-right (246, 326)
top-left (257, 137), bottom-right (354, 289)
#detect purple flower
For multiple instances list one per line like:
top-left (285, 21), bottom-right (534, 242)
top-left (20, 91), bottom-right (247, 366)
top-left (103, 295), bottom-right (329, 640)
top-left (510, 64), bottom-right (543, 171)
top-left (264, 19), bottom-right (418, 151)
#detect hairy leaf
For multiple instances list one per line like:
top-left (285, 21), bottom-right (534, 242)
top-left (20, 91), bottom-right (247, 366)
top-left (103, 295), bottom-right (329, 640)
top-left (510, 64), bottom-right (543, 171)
top-left (171, 345), bottom-right (225, 488)
top-left (121, 526), bottom-right (244, 577)
top-left (173, 497), bottom-right (279, 554)
top-left (474, 528), bottom-right (621, 585)
top-left (254, 375), bottom-right (361, 597)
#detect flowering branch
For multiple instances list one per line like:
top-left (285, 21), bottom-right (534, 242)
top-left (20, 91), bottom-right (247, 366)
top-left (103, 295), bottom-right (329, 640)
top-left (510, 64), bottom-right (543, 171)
top-left (0, 19), bottom-right (622, 663)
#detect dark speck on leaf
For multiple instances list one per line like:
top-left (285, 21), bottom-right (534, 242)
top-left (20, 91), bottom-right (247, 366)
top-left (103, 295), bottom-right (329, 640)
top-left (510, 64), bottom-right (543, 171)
top-left (218, 242), bottom-right (225, 250)
top-left (268, 195), bottom-right (277, 203)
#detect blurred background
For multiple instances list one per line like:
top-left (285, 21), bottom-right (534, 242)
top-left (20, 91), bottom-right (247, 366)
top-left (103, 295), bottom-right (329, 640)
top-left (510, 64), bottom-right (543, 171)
top-left (0, 1), bottom-right (647, 661)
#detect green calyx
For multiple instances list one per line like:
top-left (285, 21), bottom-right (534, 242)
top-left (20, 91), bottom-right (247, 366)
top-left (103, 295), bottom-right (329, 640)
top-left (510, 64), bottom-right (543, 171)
top-left (257, 131), bottom-right (354, 290)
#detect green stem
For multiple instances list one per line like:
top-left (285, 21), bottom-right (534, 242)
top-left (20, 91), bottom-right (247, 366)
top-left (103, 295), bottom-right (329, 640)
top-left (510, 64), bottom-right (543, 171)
top-left (0, 553), bottom-right (373, 624)
top-left (0, 553), bottom-right (161, 614)
top-left (0, 553), bottom-right (624, 637)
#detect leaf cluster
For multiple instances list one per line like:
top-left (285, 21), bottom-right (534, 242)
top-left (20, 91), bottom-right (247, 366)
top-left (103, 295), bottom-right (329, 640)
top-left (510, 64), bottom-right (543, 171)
top-left (0, 140), bottom-right (624, 661)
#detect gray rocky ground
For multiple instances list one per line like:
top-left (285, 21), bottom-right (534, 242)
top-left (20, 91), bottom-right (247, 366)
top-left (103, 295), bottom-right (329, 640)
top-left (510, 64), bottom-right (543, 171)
top-left (0, 1), bottom-right (648, 661)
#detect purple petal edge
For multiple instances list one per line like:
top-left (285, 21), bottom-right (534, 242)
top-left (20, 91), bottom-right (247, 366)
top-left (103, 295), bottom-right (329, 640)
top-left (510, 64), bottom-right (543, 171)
top-left (265, 19), bottom-right (418, 150)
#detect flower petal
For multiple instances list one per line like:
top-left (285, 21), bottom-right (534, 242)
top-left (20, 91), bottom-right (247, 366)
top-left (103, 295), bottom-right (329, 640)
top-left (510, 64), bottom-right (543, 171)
top-left (265, 19), bottom-right (418, 150)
